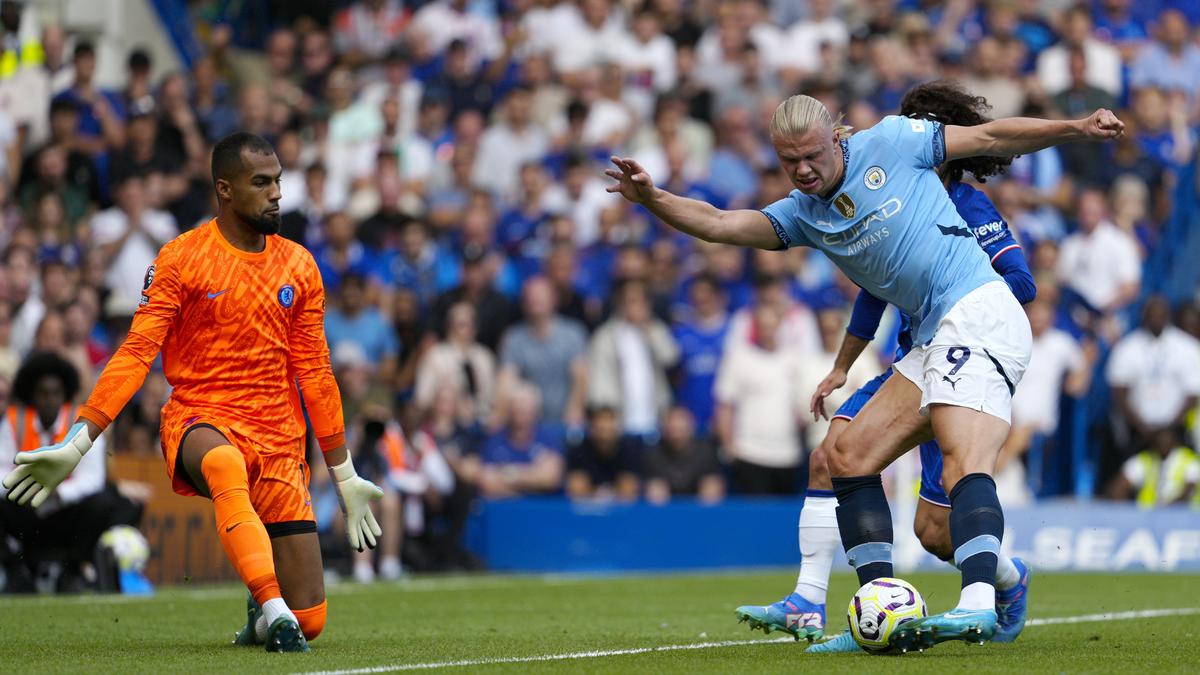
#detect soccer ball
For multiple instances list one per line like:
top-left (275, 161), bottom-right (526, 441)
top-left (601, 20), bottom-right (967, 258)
top-left (99, 525), bottom-right (151, 572)
top-left (847, 578), bottom-right (927, 653)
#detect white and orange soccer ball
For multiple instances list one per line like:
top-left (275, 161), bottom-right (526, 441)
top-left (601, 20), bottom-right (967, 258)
top-left (847, 578), bottom-right (927, 653)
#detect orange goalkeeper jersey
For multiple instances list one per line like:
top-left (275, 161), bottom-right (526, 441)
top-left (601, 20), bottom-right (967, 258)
top-left (80, 219), bottom-right (345, 453)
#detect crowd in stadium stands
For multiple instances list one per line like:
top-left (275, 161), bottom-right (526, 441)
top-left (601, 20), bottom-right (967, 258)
top-left (2, 0), bottom-right (1200, 582)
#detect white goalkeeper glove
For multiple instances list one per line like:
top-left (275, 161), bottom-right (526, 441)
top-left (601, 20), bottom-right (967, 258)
top-left (328, 456), bottom-right (384, 552)
top-left (2, 422), bottom-right (93, 508)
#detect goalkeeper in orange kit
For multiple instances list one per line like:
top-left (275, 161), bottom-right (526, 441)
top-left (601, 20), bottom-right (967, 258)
top-left (2, 132), bottom-right (384, 653)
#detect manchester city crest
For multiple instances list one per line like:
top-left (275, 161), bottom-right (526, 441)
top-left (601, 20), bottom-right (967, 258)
top-left (864, 166), bottom-right (887, 190)
top-left (834, 193), bottom-right (857, 219)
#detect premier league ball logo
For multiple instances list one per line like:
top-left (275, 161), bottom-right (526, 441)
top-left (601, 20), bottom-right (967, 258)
top-left (278, 284), bottom-right (295, 309)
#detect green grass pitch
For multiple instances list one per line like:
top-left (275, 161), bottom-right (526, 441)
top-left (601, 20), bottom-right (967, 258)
top-left (2, 570), bottom-right (1198, 673)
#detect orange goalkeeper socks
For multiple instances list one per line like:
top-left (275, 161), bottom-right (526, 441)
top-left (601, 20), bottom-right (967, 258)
top-left (201, 444), bottom-right (281, 606)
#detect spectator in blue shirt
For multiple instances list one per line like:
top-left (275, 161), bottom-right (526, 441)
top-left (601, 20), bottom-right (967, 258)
top-left (313, 211), bottom-right (380, 293)
top-left (51, 42), bottom-right (127, 158)
top-left (1129, 10), bottom-right (1200, 104)
top-left (378, 218), bottom-right (460, 308)
top-left (671, 274), bottom-right (729, 434)
top-left (325, 273), bottom-right (400, 382)
top-left (466, 382), bottom-right (564, 497)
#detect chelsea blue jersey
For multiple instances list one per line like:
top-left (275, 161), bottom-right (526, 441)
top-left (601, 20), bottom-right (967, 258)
top-left (762, 115), bottom-right (1003, 345)
top-left (893, 180), bottom-right (1025, 358)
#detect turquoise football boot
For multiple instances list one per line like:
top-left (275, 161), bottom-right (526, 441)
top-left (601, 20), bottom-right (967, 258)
top-left (232, 593), bottom-right (262, 646)
top-left (994, 558), bottom-right (1032, 643)
top-left (735, 592), bottom-right (824, 641)
top-left (806, 629), bottom-right (864, 654)
top-left (889, 608), bottom-right (997, 653)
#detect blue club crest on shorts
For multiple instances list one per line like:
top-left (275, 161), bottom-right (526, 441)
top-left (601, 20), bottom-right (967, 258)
top-left (278, 284), bottom-right (295, 308)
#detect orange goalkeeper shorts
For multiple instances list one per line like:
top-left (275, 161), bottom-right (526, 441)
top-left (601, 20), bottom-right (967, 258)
top-left (160, 407), bottom-right (315, 531)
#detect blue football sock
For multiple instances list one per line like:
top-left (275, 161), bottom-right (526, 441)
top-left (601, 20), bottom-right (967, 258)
top-left (831, 475), bottom-right (893, 585)
top-left (949, 473), bottom-right (1003, 592)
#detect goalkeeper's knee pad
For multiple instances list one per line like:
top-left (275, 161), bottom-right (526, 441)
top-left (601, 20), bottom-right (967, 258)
top-left (295, 599), bottom-right (327, 640)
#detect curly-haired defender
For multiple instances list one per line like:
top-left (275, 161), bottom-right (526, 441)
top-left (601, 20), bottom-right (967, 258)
top-left (900, 80), bottom-right (1014, 184)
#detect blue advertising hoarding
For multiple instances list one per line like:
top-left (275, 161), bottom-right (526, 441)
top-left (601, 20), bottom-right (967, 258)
top-left (465, 498), bottom-right (1200, 573)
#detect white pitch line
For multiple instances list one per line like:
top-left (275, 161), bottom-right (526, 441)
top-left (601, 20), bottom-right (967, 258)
top-left (293, 606), bottom-right (1200, 675)
top-left (1026, 607), bottom-right (1200, 626)
top-left (298, 637), bottom-right (796, 675)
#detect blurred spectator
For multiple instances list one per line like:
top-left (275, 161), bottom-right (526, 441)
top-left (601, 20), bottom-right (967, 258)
top-left (0, 301), bottom-right (17, 378)
top-left (122, 48), bottom-right (153, 119)
top-left (544, 242), bottom-right (595, 329)
top-left (565, 405), bottom-right (640, 501)
top-left (90, 173), bottom-right (177, 317)
top-left (1055, 188), bottom-right (1141, 327)
top-left (619, 6), bottom-right (677, 114)
top-left (497, 276), bottom-right (588, 427)
top-left (644, 406), bottom-right (725, 505)
top-left (473, 86), bottom-right (549, 203)
top-left (323, 67), bottom-right (384, 211)
top-left (587, 278), bottom-right (679, 440)
top-left (429, 244), bottom-right (515, 354)
top-left (411, 0), bottom-right (502, 68)
top-left (1131, 86), bottom-right (1194, 171)
top-left (324, 273), bottom-right (399, 381)
top-left (333, 0), bottom-right (411, 68)
top-left (51, 42), bottom-right (126, 159)
top-left (378, 218), bottom-right (458, 308)
top-left (19, 141), bottom-right (91, 228)
top-left (795, 308), bottom-right (878, 452)
top-left (552, 0), bottom-right (630, 78)
top-left (1050, 47), bottom-right (1118, 183)
top-left (1092, 0), bottom-right (1149, 57)
top-left (361, 47), bottom-right (422, 140)
top-left (714, 303), bottom-right (804, 495)
top-left (1106, 426), bottom-right (1198, 507)
top-left (189, 55), bottom-right (239, 144)
top-left (671, 274), bottom-right (730, 434)
top-left (1036, 4), bottom-right (1122, 98)
top-left (7, 245), bottom-right (43, 358)
top-left (727, 272), bottom-right (820, 354)
top-left (415, 301), bottom-right (495, 425)
top-left (428, 39), bottom-right (496, 120)
top-left (962, 37), bottom-right (1025, 119)
top-left (779, 0), bottom-right (848, 85)
top-left (1128, 10), bottom-right (1200, 104)
top-left (465, 381), bottom-right (564, 497)
top-left (1107, 296), bottom-right (1200, 456)
top-left (0, 352), bottom-right (143, 593)
top-left (1004, 298), bottom-right (1095, 505)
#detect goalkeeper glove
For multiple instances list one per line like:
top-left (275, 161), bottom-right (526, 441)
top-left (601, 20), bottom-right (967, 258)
top-left (2, 422), bottom-right (93, 508)
top-left (328, 456), bottom-right (384, 552)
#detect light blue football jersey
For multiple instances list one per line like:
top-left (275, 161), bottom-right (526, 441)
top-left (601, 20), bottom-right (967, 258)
top-left (762, 115), bottom-right (1002, 345)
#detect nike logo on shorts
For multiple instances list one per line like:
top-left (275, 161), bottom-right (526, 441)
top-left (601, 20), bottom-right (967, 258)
top-left (208, 289), bottom-right (229, 299)
top-left (226, 522), bottom-right (243, 533)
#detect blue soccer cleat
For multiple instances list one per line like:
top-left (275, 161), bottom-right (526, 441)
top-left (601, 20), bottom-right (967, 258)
top-left (806, 629), bottom-right (864, 654)
top-left (233, 593), bottom-right (262, 646)
top-left (735, 592), bottom-right (825, 641)
top-left (265, 616), bottom-right (310, 653)
top-left (889, 608), bottom-right (997, 653)
top-left (994, 558), bottom-right (1032, 643)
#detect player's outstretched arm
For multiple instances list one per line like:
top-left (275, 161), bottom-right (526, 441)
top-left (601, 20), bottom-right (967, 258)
top-left (944, 108), bottom-right (1125, 161)
top-left (605, 156), bottom-right (782, 250)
